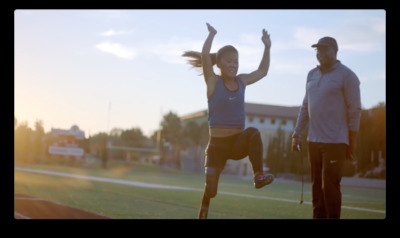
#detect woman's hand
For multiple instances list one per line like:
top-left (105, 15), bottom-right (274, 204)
top-left (261, 29), bottom-right (271, 49)
top-left (206, 23), bottom-right (217, 35)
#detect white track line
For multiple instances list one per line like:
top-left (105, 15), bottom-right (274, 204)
top-left (15, 167), bottom-right (385, 214)
top-left (15, 197), bottom-right (45, 201)
top-left (14, 212), bottom-right (31, 219)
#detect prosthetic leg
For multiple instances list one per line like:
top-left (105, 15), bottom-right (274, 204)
top-left (198, 193), bottom-right (210, 219)
top-left (198, 166), bottom-right (221, 219)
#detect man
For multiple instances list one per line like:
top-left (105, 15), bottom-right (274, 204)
top-left (291, 36), bottom-right (362, 219)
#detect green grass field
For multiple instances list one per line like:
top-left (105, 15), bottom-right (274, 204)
top-left (14, 160), bottom-right (386, 219)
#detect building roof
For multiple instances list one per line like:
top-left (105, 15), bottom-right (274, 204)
top-left (180, 102), bottom-right (301, 120)
top-left (51, 125), bottom-right (85, 140)
top-left (245, 102), bottom-right (300, 119)
top-left (180, 110), bottom-right (208, 121)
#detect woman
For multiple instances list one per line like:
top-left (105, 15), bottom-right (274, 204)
top-left (183, 23), bottom-right (274, 218)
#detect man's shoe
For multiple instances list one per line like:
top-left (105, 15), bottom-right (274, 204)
top-left (254, 173), bottom-right (274, 189)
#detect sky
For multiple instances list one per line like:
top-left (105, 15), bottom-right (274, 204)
top-left (14, 9), bottom-right (386, 138)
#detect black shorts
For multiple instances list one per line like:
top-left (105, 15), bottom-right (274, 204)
top-left (204, 127), bottom-right (259, 169)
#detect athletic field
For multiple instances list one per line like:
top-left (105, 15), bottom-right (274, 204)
top-left (14, 160), bottom-right (386, 219)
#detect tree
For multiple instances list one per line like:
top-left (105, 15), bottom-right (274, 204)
top-left (14, 121), bottom-right (33, 164)
top-left (182, 120), bottom-right (209, 164)
top-left (160, 111), bottom-right (185, 167)
top-left (266, 126), bottom-right (285, 176)
top-left (160, 111), bottom-right (182, 145)
top-left (356, 102), bottom-right (386, 177)
top-left (266, 126), bottom-right (309, 178)
top-left (89, 132), bottom-right (109, 168)
top-left (120, 128), bottom-right (147, 147)
top-left (32, 120), bottom-right (45, 163)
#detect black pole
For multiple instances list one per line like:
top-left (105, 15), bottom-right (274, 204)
top-left (298, 144), bottom-right (304, 204)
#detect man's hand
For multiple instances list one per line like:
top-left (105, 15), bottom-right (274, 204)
top-left (346, 145), bottom-right (356, 161)
top-left (347, 130), bottom-right (358, 161)
top-left (291, 137), bottom-right (301, 152)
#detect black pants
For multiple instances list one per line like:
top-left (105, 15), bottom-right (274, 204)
top-left (203, 127), bottom-right (263, 198)
top-left (308, 142), bottom-right (346, 219)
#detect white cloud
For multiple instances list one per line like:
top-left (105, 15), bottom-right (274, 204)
top-left (358, 70), bottom-right (386, 83)
top-left (100, 29), bottom-right (132, 36)
top-left (142, 37), bottom-right (204, 65)
top-left (239, 33), bottom-right (259, 45)
top-left (85, 10), bottom-right (134, 21)
top-left (293, 16), bottom-right (385, 53)
top-left (95, 41), bottom-right (137, 60)
top-left (293, 27), bottom-right (333, 50)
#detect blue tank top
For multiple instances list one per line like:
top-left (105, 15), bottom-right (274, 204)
top-left (208, 76), bottom-right (245, 129)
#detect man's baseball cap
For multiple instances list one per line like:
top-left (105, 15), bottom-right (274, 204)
top-left (311, 36), bottom-right (338, 51)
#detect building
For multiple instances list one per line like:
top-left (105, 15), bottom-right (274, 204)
top-left (180, 102), bottom-right (301, 176)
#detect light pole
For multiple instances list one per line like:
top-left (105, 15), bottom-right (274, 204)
top-left (107, 101), bottom-right (112, 134)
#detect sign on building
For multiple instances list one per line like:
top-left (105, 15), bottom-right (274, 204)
top-left (48, 125), bottom-right (85, 157)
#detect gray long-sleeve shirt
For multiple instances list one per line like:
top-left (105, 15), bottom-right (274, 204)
top-left (293, 61), bottom-right (361, 145)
